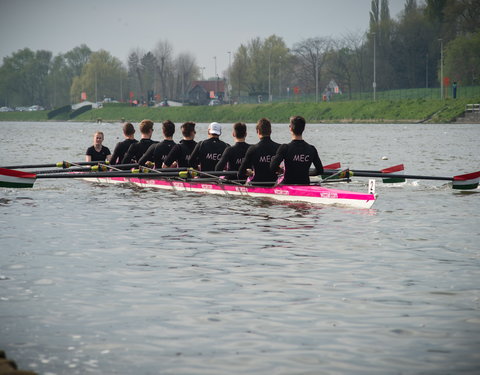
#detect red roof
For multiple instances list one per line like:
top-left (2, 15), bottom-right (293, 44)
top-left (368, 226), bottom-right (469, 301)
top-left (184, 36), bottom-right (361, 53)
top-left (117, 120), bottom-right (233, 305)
top-left (191, 80), bottom-right (225, 92)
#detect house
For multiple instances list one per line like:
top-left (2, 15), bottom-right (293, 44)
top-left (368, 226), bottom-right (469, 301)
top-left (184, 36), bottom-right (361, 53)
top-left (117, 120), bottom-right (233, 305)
top-left (188, 80), bottom-right (225, 105)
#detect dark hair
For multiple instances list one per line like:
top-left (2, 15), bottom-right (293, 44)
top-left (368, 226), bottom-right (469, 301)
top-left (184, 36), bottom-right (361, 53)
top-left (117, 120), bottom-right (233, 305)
top-left (256, 118), bottom-right (271, 136)
top-left (139, 119), bottom-right (154, 134)
top-left (181, 122), bottom-right (196, 137)
top-left (233, 122), bottom-right (247, 139)
top-left (290, 116), bottom-right (306, 135)
top-left (123, 122), bottom-right (135, 136)
top-left (162, 120), bottom-right (175, 137)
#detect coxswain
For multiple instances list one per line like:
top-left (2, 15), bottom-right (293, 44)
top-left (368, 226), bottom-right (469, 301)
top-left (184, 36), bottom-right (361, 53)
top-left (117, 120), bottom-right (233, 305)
top-left (163, 122), bottom-right (197, 168)
top-left (215, 122), bottom-right (250, 179)
top-left (189, 122), bottom-right (229, 171)
top-left (139, 120), bottom-right (176, 168)
top-left (121, 119), bottom-right (157, 164)
top-left (86, 131), bottom-right (111, 162)
top-left (238, 118), bottom-right (279, 186)
top-left (270, 115), bottom-right (324, 184)
top-left (110, 122), bottom-right (138, 165)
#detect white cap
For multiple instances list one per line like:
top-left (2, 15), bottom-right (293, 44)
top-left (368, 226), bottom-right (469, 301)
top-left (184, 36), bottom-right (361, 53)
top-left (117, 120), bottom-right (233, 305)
top-left (208, 122), bottom-right (222, 135)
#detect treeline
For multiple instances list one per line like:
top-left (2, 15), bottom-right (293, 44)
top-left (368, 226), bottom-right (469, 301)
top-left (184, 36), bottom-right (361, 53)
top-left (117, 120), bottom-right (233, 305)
top-left (0, 0), bottom-right (478, 109)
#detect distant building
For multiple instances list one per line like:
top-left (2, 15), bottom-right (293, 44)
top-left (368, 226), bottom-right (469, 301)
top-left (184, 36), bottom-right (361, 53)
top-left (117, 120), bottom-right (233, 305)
top-left (188, 80), bottom-right (225, 105)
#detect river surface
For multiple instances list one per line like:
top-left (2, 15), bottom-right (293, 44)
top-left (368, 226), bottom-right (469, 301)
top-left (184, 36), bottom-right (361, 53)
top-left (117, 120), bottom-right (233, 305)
top-left (1, 121), bottom-right (479, 375)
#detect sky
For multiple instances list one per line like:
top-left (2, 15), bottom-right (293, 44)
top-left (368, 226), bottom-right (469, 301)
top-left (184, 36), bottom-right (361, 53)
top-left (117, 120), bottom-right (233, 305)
top-left (0, 0), bottom-right (406, 78)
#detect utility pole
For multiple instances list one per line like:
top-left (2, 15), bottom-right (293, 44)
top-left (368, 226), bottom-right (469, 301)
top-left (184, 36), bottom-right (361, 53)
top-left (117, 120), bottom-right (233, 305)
top-left (439, 39), bottom-right (444, 100)
top-left (214, 56), bottom-right (218, 97)
top-left (373, 32), bottom-right (376, 102)
top-left (268, 51), bottom-right (271, 102)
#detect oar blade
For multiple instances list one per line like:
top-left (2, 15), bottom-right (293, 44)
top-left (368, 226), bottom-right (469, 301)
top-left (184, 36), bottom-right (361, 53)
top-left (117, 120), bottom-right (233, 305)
top-left (0, 168), bottom-right (37, 188)
top-left (381, 164), bottom-right (405, 183)
top-left (320, 162), bottom-right (341, 179)
top-left (452, 171), bottom-right (480, 190)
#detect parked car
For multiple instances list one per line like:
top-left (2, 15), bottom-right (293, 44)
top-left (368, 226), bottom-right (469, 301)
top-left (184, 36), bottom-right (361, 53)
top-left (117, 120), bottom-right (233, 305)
top-left (0, 106), bottom-right (14, 112)
top-left (28, 105), bottom-right (45, 111)
top-left (208, 99), bottom-right (221, 106)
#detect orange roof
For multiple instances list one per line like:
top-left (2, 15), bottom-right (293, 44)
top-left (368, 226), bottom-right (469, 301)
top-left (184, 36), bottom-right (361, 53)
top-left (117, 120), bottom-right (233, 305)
top-left (191, 80), bottom-right (225, 92)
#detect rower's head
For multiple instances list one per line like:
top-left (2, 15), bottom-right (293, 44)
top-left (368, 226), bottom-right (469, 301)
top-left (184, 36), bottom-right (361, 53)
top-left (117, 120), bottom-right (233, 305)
top-left (233, 122), bottom-right (247, 141)
top-left (181, 122), bottom-right (196, 139)
top-left (208, 122), bottom-right (222, 137)
top-left (139, 119), bottom-right (154, 138)
top-left (93, 131), bottom-right (104, 146)
top-left (289, 116), bottom-right (306, 136)
top-left (123, 122), bottom-right (135, 137)
top-left (256, 118), bottom-right (271, 138)
top-left (162, 120), bottom-right (175, 139)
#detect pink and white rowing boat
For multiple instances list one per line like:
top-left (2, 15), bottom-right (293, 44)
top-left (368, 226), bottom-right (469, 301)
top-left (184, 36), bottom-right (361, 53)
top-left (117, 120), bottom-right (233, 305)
top-left (84, 175), bottom-right (377, 209)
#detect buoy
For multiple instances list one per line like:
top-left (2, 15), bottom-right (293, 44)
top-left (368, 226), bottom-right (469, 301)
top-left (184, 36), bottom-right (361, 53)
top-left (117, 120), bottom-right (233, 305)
top-left (382, 156), bottom-right (388, 160)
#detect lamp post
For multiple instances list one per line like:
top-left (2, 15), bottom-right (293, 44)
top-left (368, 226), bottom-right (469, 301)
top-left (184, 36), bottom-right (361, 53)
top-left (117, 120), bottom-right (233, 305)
top-left (315, 55), bottom-right (319, 103)
top-left (439, 39), bottom-right (443, 100)
top-left (373, 32), bottom-right (376, 102)
top-left (268, 51), bottom-right (272, 102)
top-left (227, 51), bottom-right (231, 102)
top-left (213, 56), bottom-right (218, 97)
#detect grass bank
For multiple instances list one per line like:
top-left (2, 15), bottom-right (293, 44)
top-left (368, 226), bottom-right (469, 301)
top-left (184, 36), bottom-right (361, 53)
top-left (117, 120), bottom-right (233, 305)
top-left (1, 97), bottom-right (478, 124)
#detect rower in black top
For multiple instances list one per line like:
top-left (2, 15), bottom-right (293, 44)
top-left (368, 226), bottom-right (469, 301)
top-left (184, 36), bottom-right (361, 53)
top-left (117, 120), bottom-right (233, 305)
top-left (163, 122), bottom-right (197, 168)
top-left (121, 119), bottom-right (157, 164)
top-left (215, 122), bottom-right (250, 179)
top-left (238, 118), bottom-right (280, 186)
top-left (86, 131), bottom-right (111, 162)
top-left (270, 115), bottom-right (324, 184)
top-left (189, 122), bottom-right (229, 171)
top-left (139, 120), bottom-right (176, 168)
top-left (110, 122), bottom-right (138, 165)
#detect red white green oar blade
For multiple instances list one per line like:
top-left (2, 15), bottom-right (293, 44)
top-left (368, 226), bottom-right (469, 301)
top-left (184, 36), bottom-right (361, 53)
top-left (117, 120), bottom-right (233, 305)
top-left (323, 162), bottom-right (341, 170)
top-left (381, 164), bottom-right (405, 184)
top-left (452, 171), bottom-right (480, 190)
top-left (0, 168), bottom-right (37, 188)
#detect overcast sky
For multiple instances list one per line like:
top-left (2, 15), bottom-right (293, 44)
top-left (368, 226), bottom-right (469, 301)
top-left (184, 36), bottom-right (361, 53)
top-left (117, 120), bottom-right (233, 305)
top-left (0, 0), bottom-right (406, 78)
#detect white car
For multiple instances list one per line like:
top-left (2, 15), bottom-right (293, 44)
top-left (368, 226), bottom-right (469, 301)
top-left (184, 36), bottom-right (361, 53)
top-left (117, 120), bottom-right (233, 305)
top-left (28, 105), bottom-right (45, 111)
top-left (0, 106), bottom-right (14, 112)
top-left (208, 99), bottom-right (221, 106)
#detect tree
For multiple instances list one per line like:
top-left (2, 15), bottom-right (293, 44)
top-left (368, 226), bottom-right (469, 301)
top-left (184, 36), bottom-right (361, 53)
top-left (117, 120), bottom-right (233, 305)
top-left (229, 35), bottom-right (291, 100)
top-left (327, 33), bottom-right (367, 99)
top-left (154, 40), bottom-right (174, 100)
top-left (391, 1), bottom-right (436, 89)
top-left (444, 31), bottom-right (480, 85)
top-left (174, 52), bottom-right (197, 103)
top-left (70, 50), bottom-right (127, 103)
top-left (292, 37), bottom-right (331, 100)
top-left (0, 48), bottom-right (52, 107)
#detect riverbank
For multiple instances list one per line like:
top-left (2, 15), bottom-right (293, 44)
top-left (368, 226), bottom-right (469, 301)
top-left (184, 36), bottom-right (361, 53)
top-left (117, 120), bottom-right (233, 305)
top-left (1, 98), bottom-right (478, 124)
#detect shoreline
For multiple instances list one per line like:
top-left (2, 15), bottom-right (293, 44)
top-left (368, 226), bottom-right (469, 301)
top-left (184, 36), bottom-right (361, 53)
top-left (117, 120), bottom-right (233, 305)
top-left (1, 98), bottom-right (479, 124)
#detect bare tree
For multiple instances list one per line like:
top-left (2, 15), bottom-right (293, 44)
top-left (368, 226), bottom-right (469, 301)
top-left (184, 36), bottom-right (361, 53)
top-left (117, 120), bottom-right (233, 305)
top-left (292, 37), bottom-right (332, 99)
top-left (174, 52), bottom-right (197, 103)
top-left (154, 40), bottom-right (174, 100)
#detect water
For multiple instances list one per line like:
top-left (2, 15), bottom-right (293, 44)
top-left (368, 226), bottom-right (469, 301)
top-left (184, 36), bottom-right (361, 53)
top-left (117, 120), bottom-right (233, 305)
top-left (1, 121), bottom-right (479, 374)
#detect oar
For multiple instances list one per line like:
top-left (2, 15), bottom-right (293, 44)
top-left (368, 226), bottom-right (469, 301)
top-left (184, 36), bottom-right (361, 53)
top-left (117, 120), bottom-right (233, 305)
top-left (330, 170), bottom-right (480, 190)
top-left (312, 163), bottom-right (405, 183)
top-left (0, 161), bottom-right (111, 169)
top-left (33, 163), bottom-right (140, 174)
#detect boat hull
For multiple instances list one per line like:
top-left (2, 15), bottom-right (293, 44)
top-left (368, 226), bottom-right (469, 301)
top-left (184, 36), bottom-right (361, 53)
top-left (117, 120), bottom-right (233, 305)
top-left (83, 176), bottom-right (377, 209)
